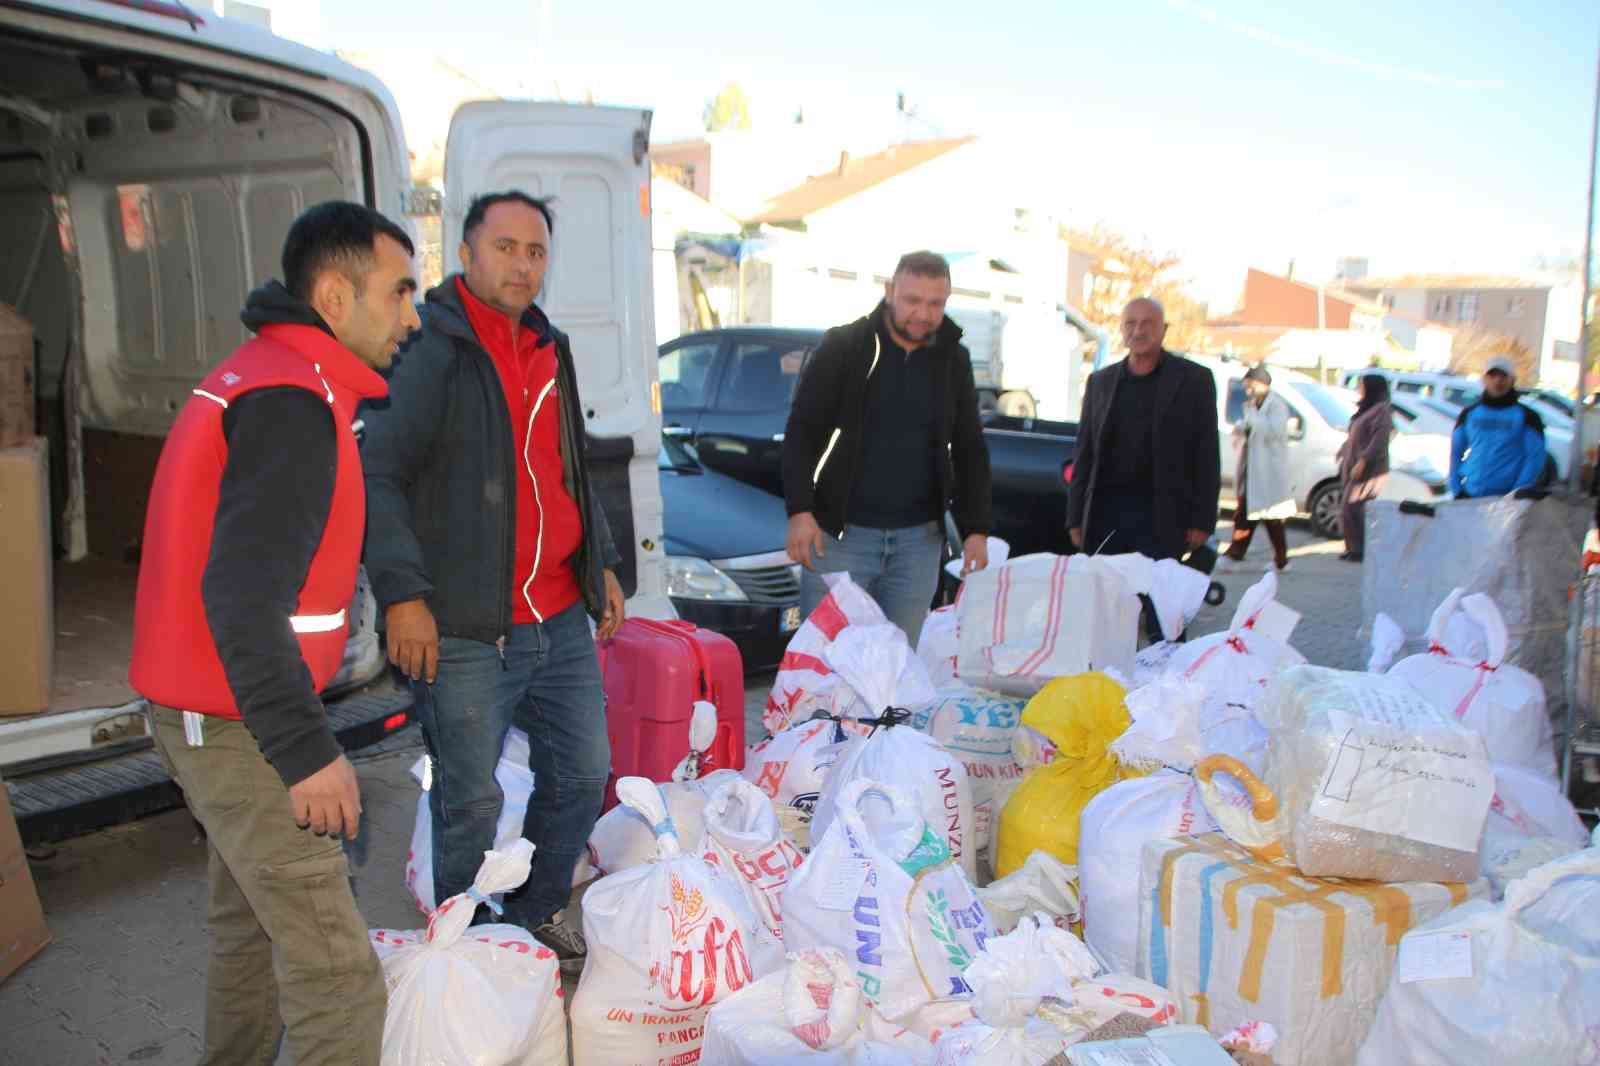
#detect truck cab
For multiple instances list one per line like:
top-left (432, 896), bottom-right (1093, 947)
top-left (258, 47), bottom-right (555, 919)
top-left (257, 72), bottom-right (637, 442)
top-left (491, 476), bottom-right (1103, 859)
top-left (0, 1), bottom-right (665, 841)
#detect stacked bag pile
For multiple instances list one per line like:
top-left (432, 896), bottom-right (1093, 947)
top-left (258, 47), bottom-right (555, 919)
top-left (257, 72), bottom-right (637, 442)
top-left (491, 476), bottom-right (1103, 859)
top-left (377, 545), bottom-right (1600, 1065)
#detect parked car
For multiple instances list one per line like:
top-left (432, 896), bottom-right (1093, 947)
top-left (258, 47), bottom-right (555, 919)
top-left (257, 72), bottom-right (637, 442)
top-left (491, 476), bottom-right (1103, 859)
top-left (658, 432), bottom-right (801, 670)
top-left (1200, 358), bottom-right (1446, 539)
top-left (657, 327), bottom-right (1078, 558)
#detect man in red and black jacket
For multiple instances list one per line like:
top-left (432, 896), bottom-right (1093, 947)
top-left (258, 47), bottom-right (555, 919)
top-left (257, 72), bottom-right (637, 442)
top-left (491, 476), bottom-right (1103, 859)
top-left (360, 191), bottom-right (624, 972)
top-left (130, 202), bottom-right (419, 1066)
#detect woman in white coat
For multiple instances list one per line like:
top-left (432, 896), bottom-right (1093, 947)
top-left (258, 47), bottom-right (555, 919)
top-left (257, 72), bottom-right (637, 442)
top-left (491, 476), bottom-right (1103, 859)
top-left (1220, 366), bottom-right (1294, 571)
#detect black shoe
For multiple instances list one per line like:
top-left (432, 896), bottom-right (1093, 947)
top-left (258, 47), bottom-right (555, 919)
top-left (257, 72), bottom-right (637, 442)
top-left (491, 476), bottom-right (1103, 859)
top-left (1339, 551), bottom-right (1363, 563)
top-left (532, 913), bottom-right (587, 975)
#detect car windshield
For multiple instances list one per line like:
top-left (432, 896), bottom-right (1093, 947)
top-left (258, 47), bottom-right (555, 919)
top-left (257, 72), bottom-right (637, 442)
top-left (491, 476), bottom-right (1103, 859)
top-left (1288, 380), bottom-right (1356, 430)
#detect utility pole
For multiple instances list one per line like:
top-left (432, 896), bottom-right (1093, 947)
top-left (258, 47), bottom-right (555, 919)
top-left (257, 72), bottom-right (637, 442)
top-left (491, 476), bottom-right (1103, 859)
top-left (1573, 31), bottom-right (1598, 493)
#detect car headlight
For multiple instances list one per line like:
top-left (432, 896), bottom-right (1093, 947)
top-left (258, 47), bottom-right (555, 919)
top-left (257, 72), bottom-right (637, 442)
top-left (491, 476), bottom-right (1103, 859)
top-left (664, 556), bottom-right (748, 601)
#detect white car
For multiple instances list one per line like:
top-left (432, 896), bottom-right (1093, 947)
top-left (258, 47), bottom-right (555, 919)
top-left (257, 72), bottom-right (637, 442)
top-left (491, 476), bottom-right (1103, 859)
top-left (1194, 357), bottom-right (1447, 539)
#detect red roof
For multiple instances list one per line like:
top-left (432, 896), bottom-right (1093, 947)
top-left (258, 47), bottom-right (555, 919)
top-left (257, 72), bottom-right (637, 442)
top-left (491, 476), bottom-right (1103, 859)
top-left (747, 136), bottom-right (976, 224)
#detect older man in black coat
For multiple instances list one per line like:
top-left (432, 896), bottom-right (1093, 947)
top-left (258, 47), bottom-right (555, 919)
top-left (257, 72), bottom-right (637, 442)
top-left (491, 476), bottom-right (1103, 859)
top-left (1066, 297), bottom-right (1221, 562)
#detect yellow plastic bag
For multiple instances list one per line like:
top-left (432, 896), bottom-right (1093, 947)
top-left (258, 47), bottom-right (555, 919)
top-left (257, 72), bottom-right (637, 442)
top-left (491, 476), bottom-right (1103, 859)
top-left (995, 672), bottom-right (1145, 877)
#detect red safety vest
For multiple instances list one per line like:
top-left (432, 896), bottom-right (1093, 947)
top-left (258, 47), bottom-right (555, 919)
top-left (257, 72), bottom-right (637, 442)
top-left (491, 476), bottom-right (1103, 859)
top-left (129, 324), bottom-right (387, 717)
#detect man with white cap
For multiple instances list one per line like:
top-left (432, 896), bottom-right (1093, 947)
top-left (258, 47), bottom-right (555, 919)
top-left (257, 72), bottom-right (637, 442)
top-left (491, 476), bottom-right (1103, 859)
top-left (1448, 354), bottom-right (1548, 498)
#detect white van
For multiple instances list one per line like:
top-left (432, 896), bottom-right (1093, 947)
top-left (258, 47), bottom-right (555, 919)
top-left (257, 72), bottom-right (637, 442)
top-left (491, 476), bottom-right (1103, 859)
top-left (0, 1), bottom-right (665, 837)
top-left (1194, 357), bottom-right (1446, 539)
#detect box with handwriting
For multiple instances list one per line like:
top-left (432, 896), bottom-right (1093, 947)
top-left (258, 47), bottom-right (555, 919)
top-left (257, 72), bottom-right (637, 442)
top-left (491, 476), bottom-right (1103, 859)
top-left (1137, 833), bottom-right (1485, 1066)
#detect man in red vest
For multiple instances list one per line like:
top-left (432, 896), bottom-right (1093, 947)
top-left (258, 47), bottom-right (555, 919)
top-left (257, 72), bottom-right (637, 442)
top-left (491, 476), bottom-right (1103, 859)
top-left (130, 201), bottom-right (419, 1066)
top-left (362, 191), bottom-right (624, 972)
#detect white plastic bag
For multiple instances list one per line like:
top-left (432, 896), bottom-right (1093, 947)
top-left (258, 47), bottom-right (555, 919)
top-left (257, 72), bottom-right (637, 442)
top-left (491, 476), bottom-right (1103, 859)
top-left (1387, 589), bottom-right (1556, 779)
top-left (700, 948), bottom-right (932, 1065)
top-left (699, 776), bottom-right (807, 973)
top-left (745, 716), bottom-right (866, 816)
top-left (1163, 572), bottom-right (1305, 717)
top-left (1367, 612), bottom-right (1405, 673)
top-left (767, 574), bottom-right (935, 734)
top-left (785, 779), bottom-right (995, 1023)
top-left (930, 915), bottom-right (1099, 1066)
top-left (908, 687), bottom-right (1029, 874)
top-left (975, 852), bottom-right (1082, 934)
top-left (405, 728), bottom-right (531, 915)
top-left (580, 768), bottom-right (746, 881)
top-left (570, 777), bottom-right (765, 1066)
top-left (672, 700), bottom-right (721, 781)
top-left (1479, 760), bottom-right (1590, 897)
top-left (1079, 771), bottom-right (1220, 975)
top-left (370, 839), bottom-right (566, 1066)
top-left (1357, 848), bottom-right (1600, 1065)
top-left (917, 607), bottom-right (961, 692)
top-left (811, 626), bottom-right (980, 881)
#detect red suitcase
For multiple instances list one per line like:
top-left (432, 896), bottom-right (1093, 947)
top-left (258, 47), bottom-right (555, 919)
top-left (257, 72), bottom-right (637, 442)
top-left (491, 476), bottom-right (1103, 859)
top-left (596, 618), bottom-right (745, 811)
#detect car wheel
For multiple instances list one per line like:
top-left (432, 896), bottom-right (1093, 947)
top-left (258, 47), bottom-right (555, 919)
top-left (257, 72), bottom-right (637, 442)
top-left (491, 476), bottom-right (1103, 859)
top-left (1308, 480), bottom-right (1343, 540)
top-left (996, 390), bottom-right (1036, 419)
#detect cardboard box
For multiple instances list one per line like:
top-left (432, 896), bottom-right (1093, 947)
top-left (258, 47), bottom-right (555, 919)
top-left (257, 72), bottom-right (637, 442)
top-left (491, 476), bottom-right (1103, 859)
top-left (0, 438), bottom-right (52, 715)
top-left (0, 772), bottom-right (51, 984)
top-left (0, 304), bottom-right (35, 449)
top-left (1138, 833), bottom-right (1487, 1066)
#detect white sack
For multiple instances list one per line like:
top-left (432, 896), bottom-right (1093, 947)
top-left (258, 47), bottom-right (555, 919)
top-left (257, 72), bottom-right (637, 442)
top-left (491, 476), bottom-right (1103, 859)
top-left (811, 626), bottom-right (980, 881)
top-left (1387, 589), bottom-right (1556, 779)
top-left (1357, 849), bottom-right (1600, 1066)
top-left (766, 574), bottom-right (935, 734)
top-left (370, 839), bottom-right (566, 1066)
top-left (570, 778), bottom-right (766, 1066)
top-left (745, 716), bottom-right (866, 816)
top-left (908, 687), bottom-right (1029, 874)
top-left (405, 728), bottom-right (532, 916)
top-left (785, 779), bottom-right (995, 1023)
top-left (579, 768), bottom-right (745, 882)
top-left (698, 775), bottom-right (807, 973)
top-left (1079, 771), bottom-right (1220, 975)
top-left (917, 607), bottom-right (961, 692)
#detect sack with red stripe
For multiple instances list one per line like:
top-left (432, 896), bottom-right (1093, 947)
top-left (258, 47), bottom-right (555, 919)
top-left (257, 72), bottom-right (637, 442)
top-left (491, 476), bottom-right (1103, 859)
top-left (765, 572), bottom-right (935, 735)
top-left (696, 775), bottom-right (806, 974)
top-left (743, 715), bottom-right (868, 819)
top-left (1386, 588), bottom-right (1555, 779)
top-left (1163, 570), bottom-right (1304, 718)
top-left (954, 554), bottom-right (1144, 697)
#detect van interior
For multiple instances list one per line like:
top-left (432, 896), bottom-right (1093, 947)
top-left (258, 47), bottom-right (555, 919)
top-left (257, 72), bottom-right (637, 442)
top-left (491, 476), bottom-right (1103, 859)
top-left (0, 25), bottom-right (367, 716)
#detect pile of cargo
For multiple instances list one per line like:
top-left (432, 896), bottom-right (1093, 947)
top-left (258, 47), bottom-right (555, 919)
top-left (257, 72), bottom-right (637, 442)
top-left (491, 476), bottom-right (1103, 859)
top-left (376, 553), bottom-right (1600, 1066)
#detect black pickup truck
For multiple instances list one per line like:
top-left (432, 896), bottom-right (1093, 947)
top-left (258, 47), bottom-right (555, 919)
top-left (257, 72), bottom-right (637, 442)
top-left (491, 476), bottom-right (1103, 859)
top-left (658, 327), bottom-right (1078, 557)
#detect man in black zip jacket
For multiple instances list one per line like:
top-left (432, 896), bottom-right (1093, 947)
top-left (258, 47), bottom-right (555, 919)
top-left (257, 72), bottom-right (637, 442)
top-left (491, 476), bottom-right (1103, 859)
top-left (360, 191), bottom-right (623, 972)
top-left (782, 250), bottom-right (992, 646)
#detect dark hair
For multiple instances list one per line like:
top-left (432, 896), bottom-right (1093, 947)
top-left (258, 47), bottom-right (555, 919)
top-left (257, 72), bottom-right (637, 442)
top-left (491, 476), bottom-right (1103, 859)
top-left (282, 201), bottom-right (414, 302)
top-left (893, 250), bottom-right (951, 282)
top-left (1358, 372), bottom-right (1391, 409)
top-left (463, 191), bottom-right (555, 244)
top-left (1243, 366), bottom-right (1272, 386)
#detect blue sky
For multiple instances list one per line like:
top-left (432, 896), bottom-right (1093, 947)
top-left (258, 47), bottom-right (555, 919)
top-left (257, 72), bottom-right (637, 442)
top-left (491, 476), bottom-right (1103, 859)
top-left (312, 0), bottom-right (1599, 306)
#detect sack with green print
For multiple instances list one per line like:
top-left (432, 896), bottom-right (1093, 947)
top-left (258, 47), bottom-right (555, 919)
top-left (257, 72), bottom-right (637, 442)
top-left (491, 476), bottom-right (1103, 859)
top-left (784, 777), bottom-right (996, 1024)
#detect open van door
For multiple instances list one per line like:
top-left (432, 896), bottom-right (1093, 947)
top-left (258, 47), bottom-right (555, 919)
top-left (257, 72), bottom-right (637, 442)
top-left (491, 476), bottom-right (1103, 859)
top-left (441, 101), bottom-right (669, 619)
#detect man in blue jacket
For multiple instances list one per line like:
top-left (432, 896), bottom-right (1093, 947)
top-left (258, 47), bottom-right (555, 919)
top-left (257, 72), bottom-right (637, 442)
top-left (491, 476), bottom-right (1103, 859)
top-left (1449, 355), bottom-right (1547, 498)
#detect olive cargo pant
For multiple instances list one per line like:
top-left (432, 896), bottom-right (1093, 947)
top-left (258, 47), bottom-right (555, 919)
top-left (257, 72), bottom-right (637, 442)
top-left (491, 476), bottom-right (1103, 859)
top-left (150, 704), bottom-right (385, 1066)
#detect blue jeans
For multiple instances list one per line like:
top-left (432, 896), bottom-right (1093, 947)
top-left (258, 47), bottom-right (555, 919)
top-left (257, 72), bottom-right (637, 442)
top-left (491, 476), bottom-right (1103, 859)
top-left (800, 521), bottom-right (944, 647)
top-left (410, 601), bottom-right (608, 929)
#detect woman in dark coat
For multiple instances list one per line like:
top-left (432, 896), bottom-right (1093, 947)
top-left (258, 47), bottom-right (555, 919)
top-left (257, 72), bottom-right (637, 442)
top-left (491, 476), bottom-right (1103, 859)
top-left (1336, 373), bottom-right (1392, 562)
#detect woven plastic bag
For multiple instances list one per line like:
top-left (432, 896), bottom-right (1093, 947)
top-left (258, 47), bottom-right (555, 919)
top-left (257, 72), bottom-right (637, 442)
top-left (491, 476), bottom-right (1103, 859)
top-left (1357, 848), bottom-right (1600, 1065)
top-left (369, 839), bottom-right (566, 1066)
top-left (785, 778), bottom-right (995, 1023)
top-left (700, 948), bottom-right (936, 1065)
top-left (698, 775), bottom-right (807, 973)
top-left (1387, 589), bottom-right (1556, 779)
top-left (570, 777), bottom-right (765, 1065)
top-left (767, 573), bottom-right (936, 734)
top-left (811, 626), bottom-right (979, 882)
